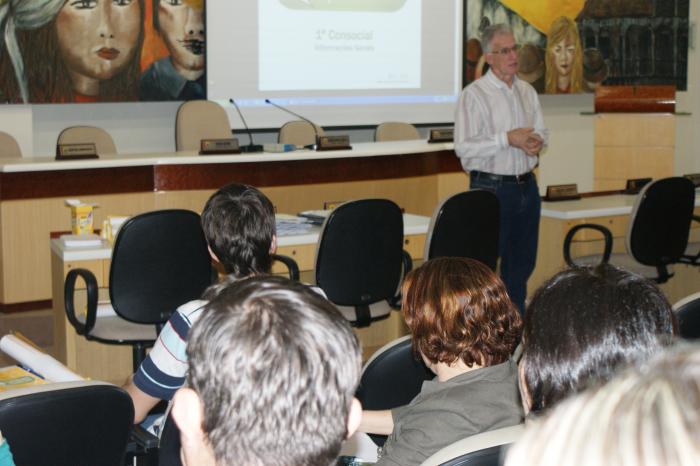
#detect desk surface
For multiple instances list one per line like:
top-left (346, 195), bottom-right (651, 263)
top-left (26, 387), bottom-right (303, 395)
top-left (51, 213), bottom-right (431, 262)
top-left (0, 140), bottom-right (454, 173)
top-left (542, 193), bottom-right (700, 220)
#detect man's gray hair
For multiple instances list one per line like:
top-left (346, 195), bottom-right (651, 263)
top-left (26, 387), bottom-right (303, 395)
top-left (481, 24), bottom-right (514, 53)
top-left (186, 275), bottom-right (362, 466)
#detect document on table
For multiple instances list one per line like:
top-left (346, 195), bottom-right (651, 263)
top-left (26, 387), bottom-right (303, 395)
top-left (276, 215), bottom-right (315, 236)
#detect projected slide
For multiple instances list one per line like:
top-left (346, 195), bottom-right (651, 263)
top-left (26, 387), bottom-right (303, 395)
top-left (259, 0), bottom-right (421, 91)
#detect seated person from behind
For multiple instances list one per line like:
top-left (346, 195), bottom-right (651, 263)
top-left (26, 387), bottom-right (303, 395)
top-left (360, 257), bottom-right (523, 466)
top-left (123, 182), bottom-right (277, 424)
top-left (519, 264), bottom-right (676, 416)
top-left (171, 276), bottom-right (363, 466)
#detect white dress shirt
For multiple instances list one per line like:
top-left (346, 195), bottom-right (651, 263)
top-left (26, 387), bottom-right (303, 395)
top-left (454, 69), bottom-right (548, 176)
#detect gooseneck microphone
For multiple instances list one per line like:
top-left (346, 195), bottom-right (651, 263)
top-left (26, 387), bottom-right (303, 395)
top-left (229, 98), bottom-right (263, 153)
top-left (264, 99), bottom-right (319, 149)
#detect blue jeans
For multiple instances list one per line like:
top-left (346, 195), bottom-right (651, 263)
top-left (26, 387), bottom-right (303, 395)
top-left (470, 171), bottom-right (541, 314)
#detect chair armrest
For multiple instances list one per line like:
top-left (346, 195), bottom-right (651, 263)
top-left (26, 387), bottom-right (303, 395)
top-left (693, 214), bottom-right (700, 224)
top-left (563, 223), bottom-right (613, 267)
top-left (130, 424), bottom-right (160, 451)
top-left (271, 253), bottom-right (300, 281)
top-left (401, 249), bottom-right (413, 276)
top-left (64, 268), bottom-right (99, 336)
top-left (388, 250), bottom-right (413, 309)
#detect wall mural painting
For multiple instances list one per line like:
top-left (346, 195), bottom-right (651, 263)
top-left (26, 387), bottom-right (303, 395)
top-left (464, 0), bottom-right (689, 93)
top-left (0, 0), bottom-right (206, 103)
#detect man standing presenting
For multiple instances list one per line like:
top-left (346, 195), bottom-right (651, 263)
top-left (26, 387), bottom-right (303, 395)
top-left (454, 24), bottom-right (548, 313)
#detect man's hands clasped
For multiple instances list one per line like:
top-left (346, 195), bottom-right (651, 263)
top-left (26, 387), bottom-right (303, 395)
top-left (507, 127), bottom-right (543, 156)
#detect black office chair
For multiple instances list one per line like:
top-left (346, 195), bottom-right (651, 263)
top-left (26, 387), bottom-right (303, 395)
top-left (420, 424), bottom-right (524, 466)
top-left (425, 190), bottom-right (500, 271)
top-left (673, 291), bottom-right (700, 340)
top-left (436, 446), bottom-right (502, 466)
top-left (356, 336), bottom-right (434, 446)
top-left (680, 212), bottom-right (700, 266)
top-left (314, 199), bottom-right (412, 327)
top-left (563, 177), bottom-right (695, 284)
top-left (65, 210), bottom-right (213, 371)
top-left (0, 381), bottom-right (133, 466)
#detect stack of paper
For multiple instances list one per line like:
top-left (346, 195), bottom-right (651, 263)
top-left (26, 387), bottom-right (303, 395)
top-left (0, 335), bottom-right (83, 382)
top-left (60, 234), bottom-right (103, 248)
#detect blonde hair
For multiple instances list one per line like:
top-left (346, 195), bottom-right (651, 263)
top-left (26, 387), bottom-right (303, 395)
top-left (544, 16), bottom-right (583, 93)
top-left (505, 345), bottom-right (700, 466)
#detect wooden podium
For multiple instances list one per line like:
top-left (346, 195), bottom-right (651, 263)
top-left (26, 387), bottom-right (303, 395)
top-left (593, 86), bottom-right (676, 191)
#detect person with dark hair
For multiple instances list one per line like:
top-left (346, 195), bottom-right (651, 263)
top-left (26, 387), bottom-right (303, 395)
top-left (360, 257), bottom-right (523, 466)
top-left (140, 0), bottom-right (205, 101)
top-left (506, 344), bottom-right (700, 466)
top-left (520, 264), bottom-right (676, 416)
top-left (171, 275), bottom-right (363, 466)
top-left (454, 23), bottom-right (548, 314)
top-left (124, 183), bottom-right (277, 425)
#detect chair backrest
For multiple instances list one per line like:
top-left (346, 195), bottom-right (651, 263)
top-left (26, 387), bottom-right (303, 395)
top-left (673, 291), bottom-right (700, 340)
top-left (110, 209), bottom-right (212, 325)
top-left (278, 120), bottom-right (325, 146)
top-left (176, 100), bottom-right (232, 151)
top-left (0, 381), bottom-right (133, 466)
top-left (57, 126), bottom-right (117, 154)
top-left (356, 335), bottom-right (433, 446)
top-left (420, 424), bottom-right (525, 466)
top-left (0, 131), bottom-right (21, 158)
top-left (425, 190), bottom-right (500, 271)
top-left (626, 177), bottom-right (695, 266)
top-left (315, 199), bottom-right (404, 306)
top-left (375, 122), bottom-right (420, 142)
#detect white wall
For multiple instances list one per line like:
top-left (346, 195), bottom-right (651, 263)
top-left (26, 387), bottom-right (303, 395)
top-left (3, 2), bottom-right (698, 193)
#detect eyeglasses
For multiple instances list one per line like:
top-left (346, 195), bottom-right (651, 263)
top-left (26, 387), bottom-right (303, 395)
top-left (489, 44), bottom-right (521, 55)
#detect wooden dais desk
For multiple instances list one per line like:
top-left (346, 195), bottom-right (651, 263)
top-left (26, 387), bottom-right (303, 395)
top-left (533, 194), bottom-right (700, 304)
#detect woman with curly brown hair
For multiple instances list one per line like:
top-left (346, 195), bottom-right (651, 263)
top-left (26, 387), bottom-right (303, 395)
top-left (359, 257), bottom-right (523, 466)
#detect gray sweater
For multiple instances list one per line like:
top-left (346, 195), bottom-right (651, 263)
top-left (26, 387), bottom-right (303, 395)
top-left (376, 360), bottom-right (523, 466)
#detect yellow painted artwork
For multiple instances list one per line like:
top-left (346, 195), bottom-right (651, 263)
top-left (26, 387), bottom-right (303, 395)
top-left (498, 0), bottom-right (585, 33)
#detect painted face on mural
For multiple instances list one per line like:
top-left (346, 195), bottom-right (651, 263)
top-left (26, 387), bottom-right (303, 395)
top-left (552, 39), bottom-right (575, 77)
top-left (159, 0), bottom-right (205, 79)
top-left (55, 0), bottom-right (141, 92)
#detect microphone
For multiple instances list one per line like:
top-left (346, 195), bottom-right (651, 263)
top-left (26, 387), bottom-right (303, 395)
top-left (264, 99), bottom-right (319, 149)
top-left (229, 98), bottom-right (263, 153)
top-left (265, 99), bottom-right (351, 151)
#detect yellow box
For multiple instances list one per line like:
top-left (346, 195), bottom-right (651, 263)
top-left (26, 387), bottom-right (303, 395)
top-left (69, 204), bottom-right (95, 235)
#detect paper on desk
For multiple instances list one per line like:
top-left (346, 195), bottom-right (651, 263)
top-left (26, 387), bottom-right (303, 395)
top-left (0, 335), bottom-right (83, 382)
top-left (276, 217), bottom-right (314, 237)
top-left (60, 234), bottom-right (103, 248)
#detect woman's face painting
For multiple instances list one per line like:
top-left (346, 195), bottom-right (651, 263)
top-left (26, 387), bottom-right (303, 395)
top-left (551, 39), bottom-right (575, 78)
top-left (56, 0), bottom-right (141, 81)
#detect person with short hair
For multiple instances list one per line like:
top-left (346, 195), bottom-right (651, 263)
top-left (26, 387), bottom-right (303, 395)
top-left (171, 275), bottom-right (363, 466)
top-left (519, 264), bottom-right (676, 415)
top-left (124, 182), bottom-right (277, 424)
top-left (505, 344), bottom-right (700, 466)
top-left (454, 23), bottom-right (549, 314)
top-left (360, 257), bottom-right (523, 466)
